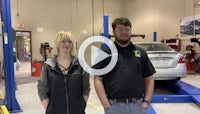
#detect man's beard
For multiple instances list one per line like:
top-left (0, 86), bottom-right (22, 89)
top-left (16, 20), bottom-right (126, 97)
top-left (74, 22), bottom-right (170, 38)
top-left (116, 38), bottom-right (130, 45)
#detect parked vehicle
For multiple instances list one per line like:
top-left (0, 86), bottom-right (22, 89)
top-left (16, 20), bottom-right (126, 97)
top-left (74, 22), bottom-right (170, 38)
top-left (135, 42), bottom-right (187, 80)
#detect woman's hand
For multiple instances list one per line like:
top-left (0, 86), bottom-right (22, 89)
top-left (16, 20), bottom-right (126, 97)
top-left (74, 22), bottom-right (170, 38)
top-left (41, 99), bottom-right (49, 109)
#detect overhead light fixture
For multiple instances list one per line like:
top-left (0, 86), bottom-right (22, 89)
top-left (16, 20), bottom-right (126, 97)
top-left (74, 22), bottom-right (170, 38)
top-left (83, 30), bottom-right (87, 34)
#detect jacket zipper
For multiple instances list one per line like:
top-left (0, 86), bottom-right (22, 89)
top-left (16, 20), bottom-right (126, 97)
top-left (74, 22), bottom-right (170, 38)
top-left (49, 58), bottom-right (77, 114)
top-left (64, 76), bottom-right (70, 114)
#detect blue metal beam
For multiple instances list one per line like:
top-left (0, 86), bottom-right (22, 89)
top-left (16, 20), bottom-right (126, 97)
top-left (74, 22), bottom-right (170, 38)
top-left (102, 15), bottom-right (109, 49)
top-left (103, 15), bottom-right (109, 38)
top-left (191, 95), bottom-right (200, 106)
top-left (153, 32), bottom-right (157, 42)
top-left (168, 81), bottom-right (200, 95)
top-left (148, 105), bottom-right (156, 114)
top-left (152, 95), bottom-right (193, 103)
top-left (1, 0), bottom-right (22, 112)
top-left (152, 80), bottom-right (200, 106)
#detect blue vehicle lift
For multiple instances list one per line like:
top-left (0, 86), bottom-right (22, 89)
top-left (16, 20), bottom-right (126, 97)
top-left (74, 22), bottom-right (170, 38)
top-left (102, 15), bottom-right (200, 114)
top-left (1, 0), bottom-right (22, 113)
top-left (152, 80), bottom-right (200, 106)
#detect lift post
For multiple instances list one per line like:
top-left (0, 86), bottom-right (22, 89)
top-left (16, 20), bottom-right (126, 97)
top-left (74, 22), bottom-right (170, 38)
top-left (1, 0), bottom-right (22, 112)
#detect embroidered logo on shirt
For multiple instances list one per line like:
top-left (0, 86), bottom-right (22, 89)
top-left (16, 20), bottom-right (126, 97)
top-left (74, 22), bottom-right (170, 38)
top-left (134, 50), bottom-right (141, 57)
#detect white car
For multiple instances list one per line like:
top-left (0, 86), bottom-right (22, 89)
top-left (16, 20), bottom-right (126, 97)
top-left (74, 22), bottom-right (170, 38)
top-left (135, 42), bottom-right (187, 80)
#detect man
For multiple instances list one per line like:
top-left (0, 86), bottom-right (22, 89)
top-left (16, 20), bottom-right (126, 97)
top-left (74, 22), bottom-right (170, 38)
top-left (94, 17), bottom-right (155, 114)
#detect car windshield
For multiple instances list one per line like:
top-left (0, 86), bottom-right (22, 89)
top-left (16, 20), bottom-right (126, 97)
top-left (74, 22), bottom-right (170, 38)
top-left (136, 43), bottom-right (173, 51)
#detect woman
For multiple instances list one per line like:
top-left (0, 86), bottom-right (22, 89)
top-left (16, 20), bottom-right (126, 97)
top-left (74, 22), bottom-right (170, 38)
top-left (37, 31), bottom-right (90, 114)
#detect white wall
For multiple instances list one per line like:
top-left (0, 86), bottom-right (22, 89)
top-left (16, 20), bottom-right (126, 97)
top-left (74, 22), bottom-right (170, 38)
top-left (124, 0), bottom-right (186, 42)
top-left (10, 0), bottom-right (123, 60)
top-left (1, 0), bottom-right (198, 61)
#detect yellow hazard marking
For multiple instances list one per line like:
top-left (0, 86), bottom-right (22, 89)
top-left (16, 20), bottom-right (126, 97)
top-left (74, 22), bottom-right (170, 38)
top-left (0, 90), bottom-right (9, 114)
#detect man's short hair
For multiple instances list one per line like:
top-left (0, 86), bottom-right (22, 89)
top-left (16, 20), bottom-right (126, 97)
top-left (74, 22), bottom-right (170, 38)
top-left (112, 17), bottom-right (132, 30)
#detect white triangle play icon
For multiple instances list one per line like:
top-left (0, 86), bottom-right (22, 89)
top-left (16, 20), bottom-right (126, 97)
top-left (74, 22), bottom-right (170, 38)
top-left (91, 46), bottom-right (110, 66)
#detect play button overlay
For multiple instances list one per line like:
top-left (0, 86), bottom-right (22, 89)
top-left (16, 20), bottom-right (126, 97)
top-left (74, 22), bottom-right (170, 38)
top-left (78, 36), bottom-right (118, 75)
top-left (91, 45), bottom-right (110, 66)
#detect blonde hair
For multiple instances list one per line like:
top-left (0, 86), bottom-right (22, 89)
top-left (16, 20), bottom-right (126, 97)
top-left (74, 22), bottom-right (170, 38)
top-left (55, 31), bottom-right (75, 56)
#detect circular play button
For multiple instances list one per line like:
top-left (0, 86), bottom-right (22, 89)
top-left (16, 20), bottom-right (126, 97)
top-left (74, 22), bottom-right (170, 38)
top-left (78, 36), bottom-right (118, 75)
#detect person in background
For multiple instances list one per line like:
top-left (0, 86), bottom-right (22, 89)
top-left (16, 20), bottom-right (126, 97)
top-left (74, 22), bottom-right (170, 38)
top-left (37, 31), bottom-right (90, 114)
top-left (94, 17), bottom-right (155, 114)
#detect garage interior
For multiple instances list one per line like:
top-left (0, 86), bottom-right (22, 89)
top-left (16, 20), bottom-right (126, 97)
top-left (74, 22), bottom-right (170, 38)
top-left (0, 0), bottom-right (200, 114)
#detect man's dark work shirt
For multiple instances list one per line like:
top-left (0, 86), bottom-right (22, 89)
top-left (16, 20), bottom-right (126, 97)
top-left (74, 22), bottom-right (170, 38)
top-left (94, 42), bottom-right (156, 99)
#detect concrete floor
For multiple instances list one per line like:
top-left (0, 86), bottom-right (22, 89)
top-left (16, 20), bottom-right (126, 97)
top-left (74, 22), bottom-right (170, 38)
top-left (1, 61), bottom-right (200, 114)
